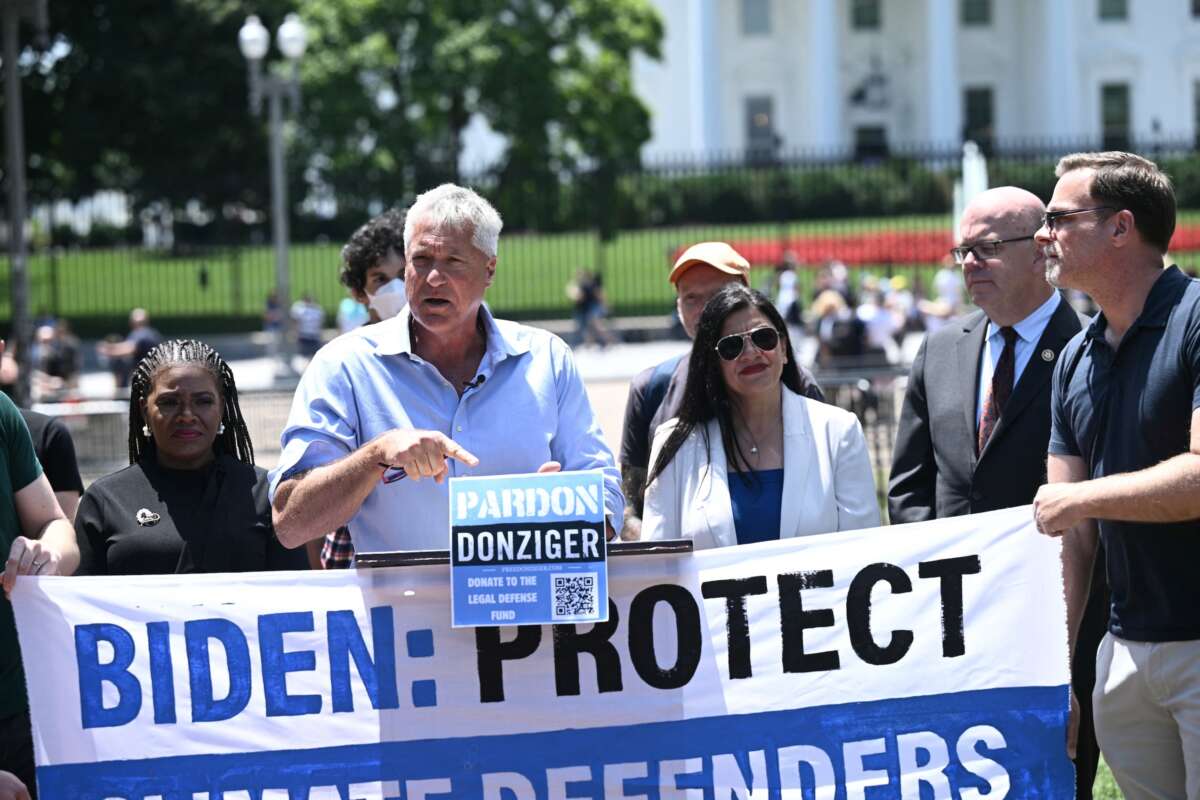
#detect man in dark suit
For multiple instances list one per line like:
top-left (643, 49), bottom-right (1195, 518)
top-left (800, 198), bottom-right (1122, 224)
top-left (888, 185), bottom-right (1104, 798)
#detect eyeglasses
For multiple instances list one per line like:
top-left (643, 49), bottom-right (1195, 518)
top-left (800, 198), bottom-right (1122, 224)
top-left (714, 326), bottom-right (780, 361)
top-left (1040, 206), bottom-right (1116, 232)
top-left (378, 463), bottom-right (408, 484)
top-left (950, 235), bottom-right (1036, 264)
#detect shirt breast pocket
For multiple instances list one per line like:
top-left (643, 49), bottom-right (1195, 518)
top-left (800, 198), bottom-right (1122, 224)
top-left (358, 406), bottom-right (416, 445)
top-left (483, 384), bottom-right (557, 472)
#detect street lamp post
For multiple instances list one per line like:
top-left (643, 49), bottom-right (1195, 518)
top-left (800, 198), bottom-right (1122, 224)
top-left (2, 0), bottom-right (48, 408)
top-left (239, 13), bottom-right (306, 382)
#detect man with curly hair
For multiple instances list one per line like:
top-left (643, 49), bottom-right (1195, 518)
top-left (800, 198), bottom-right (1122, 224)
top-left (313, 208), bottom-right (409, 568)
top-left (338, 207), bottom-right (408, 328)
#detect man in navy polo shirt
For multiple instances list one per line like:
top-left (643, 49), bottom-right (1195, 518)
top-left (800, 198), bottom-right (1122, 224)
top-left (1033, 151), bottom-right (1200, 799)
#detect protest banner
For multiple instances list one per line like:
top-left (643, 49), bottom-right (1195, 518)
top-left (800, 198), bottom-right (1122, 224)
top-left (449, 469), bottom-right (609, 627)
top-left (12, 505), bottom-right (1073, 799)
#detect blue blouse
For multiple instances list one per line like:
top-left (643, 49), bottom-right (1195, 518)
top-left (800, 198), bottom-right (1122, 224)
top-left (729, 468), bottom-right (785, 545)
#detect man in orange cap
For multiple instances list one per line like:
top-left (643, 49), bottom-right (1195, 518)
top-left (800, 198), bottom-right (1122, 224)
top-left (619, 242), bottom-right (823, 539)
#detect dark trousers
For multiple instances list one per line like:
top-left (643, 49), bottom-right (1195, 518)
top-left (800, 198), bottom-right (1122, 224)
top-left (1072, 546), bottom-right (1110, 800)
top-left (0, 708), bottom-right (35, 798)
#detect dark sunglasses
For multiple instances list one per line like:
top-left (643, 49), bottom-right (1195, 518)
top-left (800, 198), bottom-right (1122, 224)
top-left (1040, 206), bottom-right (1116, 232)
top-left (378, 463), bottom-right (408, 484)
top-left (715, 326), bottom-right (780, 361)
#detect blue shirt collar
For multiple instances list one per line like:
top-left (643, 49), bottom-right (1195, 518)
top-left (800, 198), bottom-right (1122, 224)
top-left (1086, 264), bottom-right (1186, 341)
top-left (986, 291), bottom-right (1061, 345)
top-left (375, 304), bottom-right (531, 359)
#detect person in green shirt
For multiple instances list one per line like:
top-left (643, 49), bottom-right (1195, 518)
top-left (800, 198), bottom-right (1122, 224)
top-left (0, 365), bottom-right (80, 798)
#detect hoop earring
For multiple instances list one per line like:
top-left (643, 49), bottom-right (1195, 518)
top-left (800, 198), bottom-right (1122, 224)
top-left (141, 425), bottom-right (151, 438)
top-left (218, 423), bottom-right (226, 434)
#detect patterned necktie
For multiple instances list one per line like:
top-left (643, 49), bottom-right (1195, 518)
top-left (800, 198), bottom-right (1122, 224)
top-left (978, 326), bottom-right (1018, 454)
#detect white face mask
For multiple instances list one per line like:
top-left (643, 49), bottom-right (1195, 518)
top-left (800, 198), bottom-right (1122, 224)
top-left (367, 277), bottom-right (407, 320)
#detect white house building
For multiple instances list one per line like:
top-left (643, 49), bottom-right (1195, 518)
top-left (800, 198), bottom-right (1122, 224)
top-left (632, 0), bottom-right (1200, 160)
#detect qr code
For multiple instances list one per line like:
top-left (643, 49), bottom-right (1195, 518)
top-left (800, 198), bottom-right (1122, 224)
top-left (551, 572), bottom-right (598, 620)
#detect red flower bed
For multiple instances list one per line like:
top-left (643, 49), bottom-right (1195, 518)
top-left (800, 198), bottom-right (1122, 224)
top-left (673, 223), bottom-right (1200, 267)
top-left (1167, 223), bottom-right (1200, 252)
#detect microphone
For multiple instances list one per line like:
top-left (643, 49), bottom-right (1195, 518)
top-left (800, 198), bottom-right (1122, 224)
top-left (463, 374), bottom-right (486, 389)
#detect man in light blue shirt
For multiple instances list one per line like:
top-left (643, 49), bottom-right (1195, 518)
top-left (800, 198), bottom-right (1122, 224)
top-left (269, 184), bottom-right (623, 554)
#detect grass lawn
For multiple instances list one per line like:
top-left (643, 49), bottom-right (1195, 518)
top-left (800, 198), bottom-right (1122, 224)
top-left (6, 210), bottom-right (1200, 331)
top-left (1095, 758), bottom-right (1124, 799)
top-left (5, 214), bottom-right (956, 321)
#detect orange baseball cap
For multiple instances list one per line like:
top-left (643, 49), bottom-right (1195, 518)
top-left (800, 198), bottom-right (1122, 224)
top-left (668, 241), bottom-right (751, 285)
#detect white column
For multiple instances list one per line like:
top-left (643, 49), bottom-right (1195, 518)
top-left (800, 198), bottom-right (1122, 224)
top-left (925, 0), bottom-right (961, 147)
top-left (805, 0), bottom-right (843, 152)
top-left (1041, 1), bottom-right (1081, 143)
top-left (687, 0), bottom-right (721, 154)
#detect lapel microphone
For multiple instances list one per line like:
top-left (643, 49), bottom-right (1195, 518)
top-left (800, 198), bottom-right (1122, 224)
top-left (463, 374), bottom-right (486, 389)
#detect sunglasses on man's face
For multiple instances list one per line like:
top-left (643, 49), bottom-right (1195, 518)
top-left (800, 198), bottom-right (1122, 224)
top-left (1040, 205), bottom-right (1116, 232)
top-left (714, 326), bottom-right (780, 361)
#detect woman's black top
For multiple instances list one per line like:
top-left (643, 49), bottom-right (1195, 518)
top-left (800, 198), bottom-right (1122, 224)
top-left (75, 452), bottom-right (308, 575)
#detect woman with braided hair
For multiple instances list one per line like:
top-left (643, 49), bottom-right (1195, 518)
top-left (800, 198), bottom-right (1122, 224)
top-left (75, 339), bottom-right (308, 575)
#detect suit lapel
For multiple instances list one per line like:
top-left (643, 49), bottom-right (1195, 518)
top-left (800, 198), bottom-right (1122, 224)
top-left (778, 389), bottom-right (811, 539)
top-left (699, 418), bottom-right (736, 548)
top-left (956, 312), bottom-right (988, 462)
top-left (980, 296), bottom-right (1080, 457)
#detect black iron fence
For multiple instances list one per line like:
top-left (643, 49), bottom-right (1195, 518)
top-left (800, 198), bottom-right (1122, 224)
top-left (7, 141), bottom-right (1200, 338)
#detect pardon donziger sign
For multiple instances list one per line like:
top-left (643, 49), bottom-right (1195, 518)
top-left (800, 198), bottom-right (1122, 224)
top-left (449, 469), bottom-right (609, 628)
top-left (12, 505), bottom-right (1073, 799)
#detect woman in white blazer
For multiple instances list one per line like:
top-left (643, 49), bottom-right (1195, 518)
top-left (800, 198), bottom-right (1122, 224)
top-left (643, 284), bottom-right (880, 549)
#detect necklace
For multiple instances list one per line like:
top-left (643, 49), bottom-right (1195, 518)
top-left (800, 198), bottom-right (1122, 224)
top-left (740, 425), bottom-right (761, 457)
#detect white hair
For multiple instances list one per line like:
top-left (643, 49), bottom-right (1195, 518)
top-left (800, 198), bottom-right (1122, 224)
top-left (404, 183), bottom-right (503, 258)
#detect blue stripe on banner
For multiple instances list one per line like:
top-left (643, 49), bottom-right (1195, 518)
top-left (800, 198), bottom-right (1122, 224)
top-left (37, 685), bottom-right (1072, 799)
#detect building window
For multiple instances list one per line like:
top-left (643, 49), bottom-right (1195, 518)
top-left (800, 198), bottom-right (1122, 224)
top-left (963, 87), bottom-right (994, 152)
top-left (1099, 0), bottom-right (1127, 20)
top-left (1101, 83), bottom-right (1131, 151)
top-left (854, 126), bottom-right (889, 161)
top-left (851, 0), bottom-right (881, 30)
top-left (961, 0), bottom-right (991, 26)
top-left (741, 0), bottom-right (770, 36)
top-left (745, 96), bottom-right (779, 162)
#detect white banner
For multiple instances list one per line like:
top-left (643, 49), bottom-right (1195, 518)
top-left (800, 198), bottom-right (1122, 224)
top-left (13, 506), bottom-right (1072, 799)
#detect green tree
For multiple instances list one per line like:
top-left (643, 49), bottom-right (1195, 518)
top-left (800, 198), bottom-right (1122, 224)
top-left (295, 0), bottom-right (663, 231)
top-left (16, 1), bottom-right (300, 219)
top-left (10, 0), bottom-right (662, 237)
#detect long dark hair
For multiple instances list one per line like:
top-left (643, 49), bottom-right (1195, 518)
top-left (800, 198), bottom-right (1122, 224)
top-left (128, 339), bottom-right (254, 466)
top-left (647, 284), bottom-right (804, 487)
